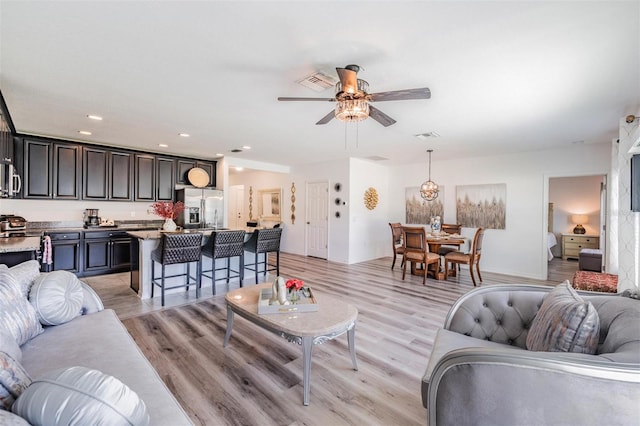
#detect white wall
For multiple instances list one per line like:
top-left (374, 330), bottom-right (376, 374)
top-left (388, 143), bottom-right (611, 280)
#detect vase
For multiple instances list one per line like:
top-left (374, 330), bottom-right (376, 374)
top-left (163, 218), bottom-right (177, 232)
top-left (289, 290), bottom-right (300, 304)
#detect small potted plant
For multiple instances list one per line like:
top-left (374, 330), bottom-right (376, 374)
top-left (151, 201), bottom-right (185, 231)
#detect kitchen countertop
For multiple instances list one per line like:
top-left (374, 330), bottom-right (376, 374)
top-left (0, 236), bottom-right (42, 253)
top-left (127, 227), bottom-right (261, 240)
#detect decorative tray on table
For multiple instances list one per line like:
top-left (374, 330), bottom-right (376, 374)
top-left (258, 288), bottom-right (319, 314)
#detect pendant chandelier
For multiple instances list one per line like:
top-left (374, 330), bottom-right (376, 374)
top-left (420, 149), bottom-right (439, 201)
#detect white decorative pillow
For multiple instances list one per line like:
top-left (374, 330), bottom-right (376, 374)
top-left (79, 281), bottom-right (104, 314)
top-left (8, 260), bottom-right (41, 298)
top-left (13, 366), bottom-right (150, 426)
top-left (0, 410), bottom-right (30, 425)
top-left (0, 351), bottom-right (32, 411)
top-left (29, 271), bottom-right (83, 326)
top-left (0, 270), bottom-right (43, 346)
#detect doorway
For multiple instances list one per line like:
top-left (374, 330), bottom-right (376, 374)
top-left (229, 185), bottom-right (245, 229)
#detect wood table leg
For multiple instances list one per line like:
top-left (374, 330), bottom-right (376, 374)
top-left (223, 306), bottom-right (234, 347)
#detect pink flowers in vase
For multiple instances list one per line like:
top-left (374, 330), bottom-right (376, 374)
top-left (151, 201), bottom-right (185, 220)
top-left (285, 279), bottom-right (305, 293)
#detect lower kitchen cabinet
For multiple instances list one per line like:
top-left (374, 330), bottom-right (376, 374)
top-left (83, 231), bottom-right (132, 277)
top-left (47, 232), bottom-right (82, 274)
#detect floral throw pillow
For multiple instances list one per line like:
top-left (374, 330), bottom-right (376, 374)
top-left (526, 281), bottom-right (600, 354)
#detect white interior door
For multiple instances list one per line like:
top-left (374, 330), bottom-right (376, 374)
top-left (306, 181), bottom-right (328, 259)
top-left (229, 185), bottom-right (245, 229)
top-left (600, 177), bottom-right (607, 271)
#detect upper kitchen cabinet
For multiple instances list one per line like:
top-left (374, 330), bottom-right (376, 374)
top-left (176, 159), bottom-right (216, 187)
top-left (156, 157), bottom-right (175, 201)
top-left (134, 154), bottom-right (155, 201)
top-left (82, 147), bottom-right (133, 200)
top-left (23, 138), bottom-right (81, 199)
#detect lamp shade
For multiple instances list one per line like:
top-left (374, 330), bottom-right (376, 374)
top-left (572, 214), bottom-right (588, 224)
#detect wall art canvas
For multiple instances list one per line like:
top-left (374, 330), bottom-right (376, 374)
top-left (405, 186), bottom-right (444, 224)
top-left (456, 183), bottom-right (506, 229)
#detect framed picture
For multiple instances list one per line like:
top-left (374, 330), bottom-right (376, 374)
top-left (405, 186), bottom-right (444, 224)
top-left (456, 183), bottom-right (506, 229)
top-left (259, 188), bottom-right (282, 220)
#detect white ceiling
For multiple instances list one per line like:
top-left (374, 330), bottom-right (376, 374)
top-left (1, 1), bottom-right (639, 168)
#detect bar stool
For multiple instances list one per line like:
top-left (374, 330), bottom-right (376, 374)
top-left (244, 228), bottom-right (283, 284)
top-left (151, 232), bottom-right (203, 306)
top-left (201, 230), bottom-right (246, 294)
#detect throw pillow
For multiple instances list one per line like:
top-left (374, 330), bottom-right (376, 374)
top-left (0, 352), bottom-right (32, 411)
top-left (0, 330), bottom-right (21, 363)
top-left (7, 261), bottom-right (41, 298)
top-left (526, 281), bottom-right (600, 354)
top-left (0, 410), bottom-right (30, 425)
top-left (13, 366), bottom-right (150, 425)
top-left (29, 271), bottom-right (83, 326)
top-left (0, 270), bottom-right (43, 346)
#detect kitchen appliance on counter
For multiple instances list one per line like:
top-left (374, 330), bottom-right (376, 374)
top-left (83, 208), bottom-right (101, 227)
top-left (0, 160), bottom-right (21, 198)
top-left (0, 214), bottom-right (27, 232)
top-left (176, 188), bottom-right (224, 229)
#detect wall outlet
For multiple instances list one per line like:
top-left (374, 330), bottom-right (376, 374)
top-left (130, 211), bottom-right (136, 217)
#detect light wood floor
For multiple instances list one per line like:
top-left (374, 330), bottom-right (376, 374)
top-left (83, 254), bottom-right (578, 426)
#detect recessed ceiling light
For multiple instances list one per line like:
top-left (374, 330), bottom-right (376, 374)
top-left (78, 130), bottom-right (92, 135)
top-left (215, 153), bottom-right (224, 157)
top-left (231, 149), bottom-right (242, 153)
top-left (235, 167), bottom-right (244, 171)
top-left (87, 115), bottom-right (103, 121)
top-left (179, 133), bottom-right (190, 137)
top-left (158, 143), bottom-right (169, 148)
top-left (242, 145), bottom-right (251, 150)
top-left (415, 132), bottom-right (440, 140)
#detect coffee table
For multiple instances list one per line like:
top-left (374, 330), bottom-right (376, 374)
top-left (224, 283), bottom-right (358, 405)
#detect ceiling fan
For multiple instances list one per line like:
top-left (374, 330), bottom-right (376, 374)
top-left (277, 64), bottom-right (431, 127)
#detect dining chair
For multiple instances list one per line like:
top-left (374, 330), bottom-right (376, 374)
top-left (438, 223), bottom-right (463, 256)
top-left (389, 222), bottom-right (405, 270)
top-left (402, 226), bottom-right (441, 285)
top-left (444, 227), bottom-right (485, 286)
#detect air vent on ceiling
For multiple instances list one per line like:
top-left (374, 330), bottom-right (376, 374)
top-left (296, 71), bottom-right (337, 92)
top-left (364, 155), bottom-right (389, 162)
top-left (415, 132), bottom-right (440, 140)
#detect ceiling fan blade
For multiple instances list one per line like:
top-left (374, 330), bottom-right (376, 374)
top-left (368, 105), bottom-right (396, 127)
top-left (336, 67), bottom-right (358, 94)
top-left (278, 97), bottom-right (335, 102)
top-left (369, 87), bottom-right (431, 102)
top-left (316, 110), bottom-right (335, 125)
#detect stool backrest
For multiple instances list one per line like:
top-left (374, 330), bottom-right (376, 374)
top-left (205, 230), bottom-right (246, 259)
top-left (255, 228), bottom-right (282, 253)
top-left (158, 233), bottom-right (203, 265)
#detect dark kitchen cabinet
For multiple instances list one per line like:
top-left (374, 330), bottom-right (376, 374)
top-left (156, 157), bottom-right (175, 201)
top-left (176, 159), bottom-right (216, 187)
top-left (24, 139), bottom-right (80, 199)
top-left (82, 147), bottom-right (133, 200)
top-left (83, 230), bottom-right (132, 276)
top-left (176, 159), bottom-right (196, 185)
top-left (134, 154), bottom-right (155, 201)
top-left (47, 232), bottom-right (82, 274)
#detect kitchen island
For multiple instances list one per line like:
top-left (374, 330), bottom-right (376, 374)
top-left (128, 228), bottom-right (263, 300)
top-left (0, 236), bottom-right (41, 267)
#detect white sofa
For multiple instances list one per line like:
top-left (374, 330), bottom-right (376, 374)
top-left (0, 261), bottom-right (193, 425)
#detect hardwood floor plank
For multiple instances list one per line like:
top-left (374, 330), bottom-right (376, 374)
top-left (86, 253), bottom-right (579, 425)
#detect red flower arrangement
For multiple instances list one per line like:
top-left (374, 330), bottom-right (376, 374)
top-left (151, 201), bottom-right (185, 220)
top-left (285, 278), bottom-right (305, 293)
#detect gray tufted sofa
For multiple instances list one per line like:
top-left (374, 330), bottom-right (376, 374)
top-left (422, 284), bottom-right (640, 426)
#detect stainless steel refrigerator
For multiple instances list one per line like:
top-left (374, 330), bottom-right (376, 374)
top-left (175, 188), bottom-right (224, 229)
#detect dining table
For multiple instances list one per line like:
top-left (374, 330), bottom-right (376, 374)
top-left (409, 233), bottom-right (467, 280)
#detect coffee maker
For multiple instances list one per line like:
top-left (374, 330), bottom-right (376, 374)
top-left (83, 208), bottom-right (100, 227)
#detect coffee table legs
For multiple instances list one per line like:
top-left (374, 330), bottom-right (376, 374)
top-left (223, 306), bottom-right (234, 347)
top-left (301, 336), bottom-right (313, 406)
top-left (347, 324), bottom-right (358, 371)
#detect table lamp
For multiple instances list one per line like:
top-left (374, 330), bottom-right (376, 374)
top-left (572, 214), bottom-right (588, 234)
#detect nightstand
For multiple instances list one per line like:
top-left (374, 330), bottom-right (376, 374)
top-left (562, 234), bottom-right (599, 260)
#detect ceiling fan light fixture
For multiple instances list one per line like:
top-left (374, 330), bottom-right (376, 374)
top-left (335, 98), bottom-right (369, 122)
top-left (420, 149), bottom-right (439, 201)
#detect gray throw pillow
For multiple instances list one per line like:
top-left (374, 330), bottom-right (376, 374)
top-left (29, 271), bottom-right (84, 326)
top-left (0, 330), bottom-right (22, 363)
top-left (0, 410), bottom-right (30, 425)
top-left (13, 366), bottom-right (150, 426)
top-left (0, 270), bottom-right (43, 346)
top-left (7, 261), bottom-right (41, 298)
top-left (526, 281), bottom-right (600, 354)
top-left (0, 351), bottom-right (32, 411)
